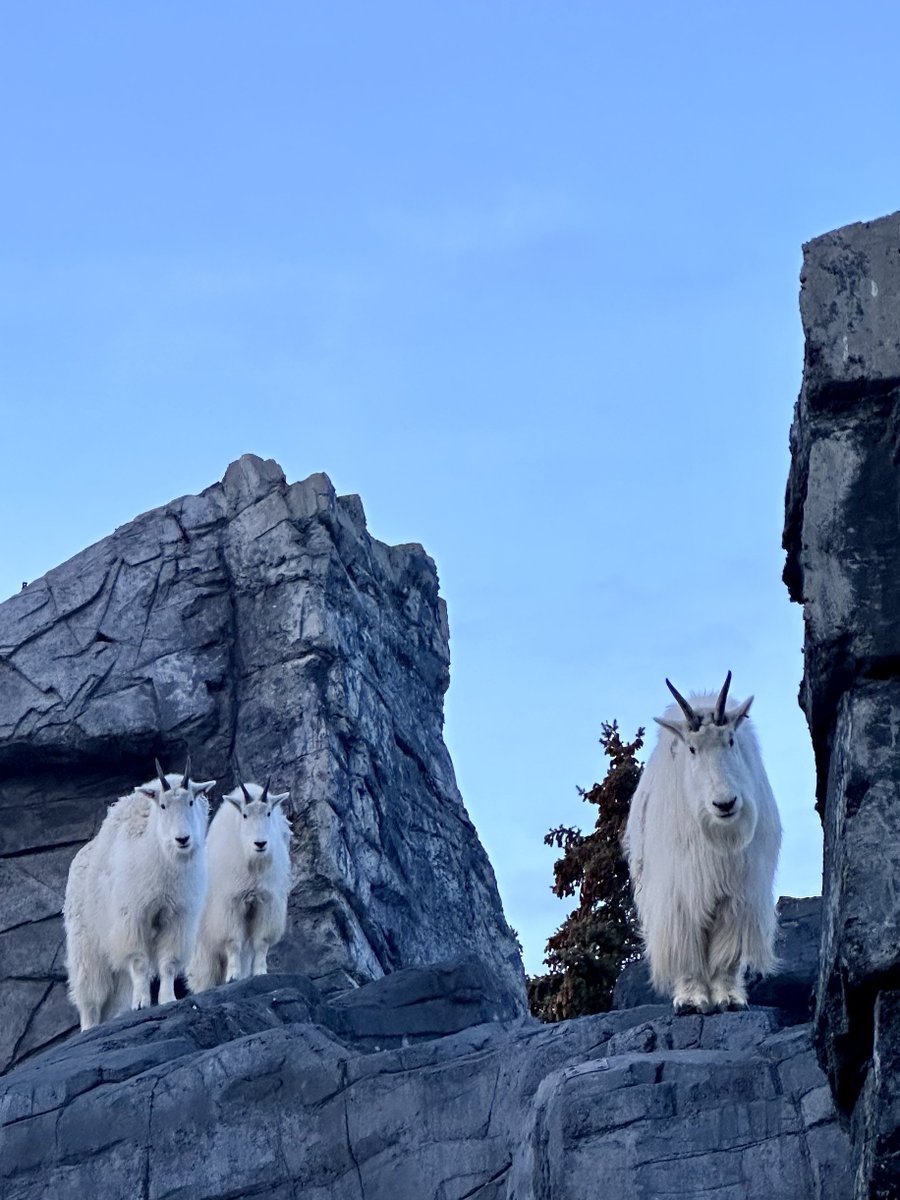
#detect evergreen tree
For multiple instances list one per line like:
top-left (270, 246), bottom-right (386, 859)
top-left (527, 722), bottom-right (644, 1022)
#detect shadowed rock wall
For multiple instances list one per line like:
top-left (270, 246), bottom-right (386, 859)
top-left (0, 455), bottom-right (525, 1070)
top-left (784, 211), bottom-right (900, 1197)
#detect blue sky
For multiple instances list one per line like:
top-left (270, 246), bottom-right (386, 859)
top-left (2, 2), bottom-right (898, 973)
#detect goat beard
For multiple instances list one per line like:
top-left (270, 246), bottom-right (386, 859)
top-left (699, 806), bottom-right (758, 851)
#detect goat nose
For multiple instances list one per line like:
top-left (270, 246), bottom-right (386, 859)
top-left (176, 835), bottom-right (190, 847)
top-left (714, 798), bottom-right (737, 814)
top-left (254, 840), bottom-right (267, 851)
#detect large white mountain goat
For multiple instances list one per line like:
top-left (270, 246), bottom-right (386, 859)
top-left (187, 779), bottom-right (292, 993)
top-left (624, 673), bottom-right (782, 1014)
top-left (63, 758), bottom-right (215, 1030)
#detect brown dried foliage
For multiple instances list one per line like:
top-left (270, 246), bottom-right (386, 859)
top-left (527, 722), bottom-right (644, 1022)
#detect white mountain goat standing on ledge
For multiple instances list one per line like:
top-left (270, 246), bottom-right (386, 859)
top-left (624, 673), bottom-right (782, 1014)
top-left (64, 758), bottom-right (215, 1030)
top-left (187, 779), bottom-right (292, 993)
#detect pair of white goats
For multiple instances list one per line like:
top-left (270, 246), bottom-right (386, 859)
top-left (624, 672), bottom-right (782, 1014)
top-left (63, 758), bottom-right (292, 1030)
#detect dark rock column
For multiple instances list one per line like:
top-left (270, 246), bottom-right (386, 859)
top-left (784, 212), bottom-right (900, 1196)
top-left (0, 455), bottom-right (525, 1071)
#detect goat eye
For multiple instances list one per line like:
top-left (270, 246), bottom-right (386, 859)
top-left (160, 803), bottom-right (166, 810)
top-left (243, 814), bottom-right (247, 820)
top-left (729, 737), bottom-right (734, 747)
top-left (688, 747), bottom-right (696, 755)
top-left (189, 799), bottom-right (193, 806)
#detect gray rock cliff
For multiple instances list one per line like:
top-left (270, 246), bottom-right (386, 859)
top-left (784, 210), bottom-right (900, 1197)
top-left (0, 963), bottom-right (850, 1199)
top-left (0, 455), bottom-right (525, 1070)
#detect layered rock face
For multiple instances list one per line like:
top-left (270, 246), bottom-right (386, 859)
top-left (0, 962), bottom-right (850, 1200)
top-left (0, 455), bottom-right (525, 1070)
top-left (784, 212), bottom-right (900, 1196)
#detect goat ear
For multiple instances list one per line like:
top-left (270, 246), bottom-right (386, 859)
top-left (270, 791), bottom-right (290, 810)
top-left (731, 696), bottom-right (753, 726)
top-left (190, 779), bottom-right (216, 797)
top-left (140, 786), bottom-right (159, 801)
top-left (224, 792), bottom-right (243, 811)
top-left (654, 716), bottom-right (686, 743)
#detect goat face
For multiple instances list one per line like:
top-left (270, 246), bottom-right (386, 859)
top-left (142, 760), bottom-right (213, 858)
top-left (677, 718), bottom-right (758, 845)
top-left (655, 675), bottom-right (757, 848)
top-left (226, 781), bottom-right (290, 867)
top-left (152, 784), bottom-right (208, 857)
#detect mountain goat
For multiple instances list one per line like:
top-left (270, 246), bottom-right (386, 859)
top-left (64, 758), bottom-right (215, 1030)
top-left (624, 673), bottom-right (782, 1014)
top-left (187, 779), bottom-right (292, 993)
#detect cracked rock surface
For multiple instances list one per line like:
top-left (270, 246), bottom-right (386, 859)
top-left (0, 455), bottom-right (525, 1071)
top-left (784, 210), bottom-right (900, 1196)
top-left (0, 961), bottom-right (850, 1200)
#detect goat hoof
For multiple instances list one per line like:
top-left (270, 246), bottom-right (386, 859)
top-left (673, 1002), bottom-right (701, 1016)
top-left (726, 1000), bottom-right (748, 1012)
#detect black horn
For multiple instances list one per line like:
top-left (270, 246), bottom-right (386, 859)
top-left (714, 670), bottom-right (733, 726)
top-left (181, 754), bottom-right (192, 789)
top-left (260, 777), bottom-right (271, 805)
top-left (665, 679), bottom-right (701, 731)
top-left (240, 780), bottom-right (253, 805)
top-left (155, 758), bottom-right (172, 792)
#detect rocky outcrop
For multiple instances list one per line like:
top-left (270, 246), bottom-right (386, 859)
top-left (614, 895), bottom-right (822, 1024)
top-left (0, 455), bottom-right (525, 1072)
top-left (0, 964), bottom-right (851, 1199)
top-left (784, 211), bottom-right (900, 1196)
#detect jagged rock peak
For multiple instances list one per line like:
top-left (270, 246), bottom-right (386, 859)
top-left (0, 455), bottom-right (525, 1072)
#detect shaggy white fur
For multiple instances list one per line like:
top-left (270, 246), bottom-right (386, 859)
top-left (64, 761), bottom-right (215, 1030)
top-left (187, 780), bottom-right (292, 993)
top-left (624, 676), bottom-right (782, 1013)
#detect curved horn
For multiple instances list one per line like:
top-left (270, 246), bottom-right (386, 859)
top-left (239, 780), bottom-right (253, 805)
top-left (260, 777), bottom-right (271, 805)
top-left (155, 758), bottom-right (172, 793)
top-left (665, 679), bottom-right (701, 731)
top-left (714, 670), bottom-right (733, 726)
top-left (180, 754), bottom-right (192, 790)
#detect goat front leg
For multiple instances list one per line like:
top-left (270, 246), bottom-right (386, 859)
top-left (224, 938), bottom-right (244, 984)
top-left (709, 966), bottom-right (747, 1011)
top-left (157, 955), bottom-right (183, 1005)
top-left (672, 975), bottom-right (713, 1014)
top-left (127, 954), bottom-right (152, 1011)
top-left (707, 903), bottom-right (747, 1011)
top-left (155, 919), bottom-right (193, 1005)
top-left (250, 939), bottom-right (270, 977)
